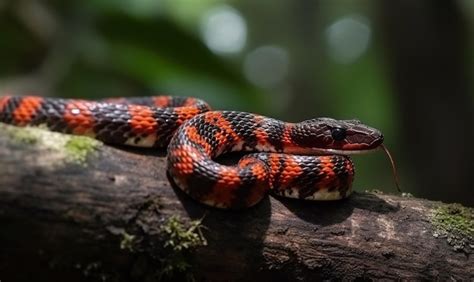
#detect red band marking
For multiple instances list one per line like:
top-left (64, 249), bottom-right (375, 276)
top-left (253, 116), bottom-right (269, 145)
top-left (279, 155), bottom-right (303, 187)
top-left (63, 102), bottom-right (95, 135)
top-left (175, 106), bottom-right (202, 126)
top-left (128, 105), bottom-right (158, 136)
top-left (204, 112), bottom-right (241, 145)
top-left (183, 98), bottom-right (197, 106)
top-left (153, 96), bottom-right (171, 107)
top-left (185, 126), bottom-right (213, 155)
top-left (12, 96), bottom-right (43, 126)
top-left (210, 167), bottom-right (241, 207)
top-left (169, 145), bottom-right (202, 176)
top-left (316, 156), bottom-right (337, 189)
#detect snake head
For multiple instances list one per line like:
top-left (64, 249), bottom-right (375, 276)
top-left (291, 118), bottom-right (383, 155)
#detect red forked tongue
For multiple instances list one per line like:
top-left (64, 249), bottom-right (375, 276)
top-left (380, 144), bottom-right (402, 193)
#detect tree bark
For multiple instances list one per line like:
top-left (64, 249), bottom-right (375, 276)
top-left (0, 124), bottom-right (472, 281)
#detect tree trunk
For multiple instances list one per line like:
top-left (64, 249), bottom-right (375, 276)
top-left (377, 0), bottom-right (474, 206)
top-left (0, 124), bottom-right (472, 281)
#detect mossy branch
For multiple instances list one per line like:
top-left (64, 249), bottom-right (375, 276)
top-left (0, 124), bottom-right (472, 281)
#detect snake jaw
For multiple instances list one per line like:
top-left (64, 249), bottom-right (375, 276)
top-left (299, 147), bottom-right (380, 156)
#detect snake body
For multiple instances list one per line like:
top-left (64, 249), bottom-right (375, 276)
top-left (0, 95), bottom-right (383, 209)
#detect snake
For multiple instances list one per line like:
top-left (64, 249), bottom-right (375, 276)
top-left (0, 95), bottom-right (388, 209)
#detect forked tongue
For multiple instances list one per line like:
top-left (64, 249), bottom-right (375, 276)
top-left (380, 144), bottom-right (402, 193)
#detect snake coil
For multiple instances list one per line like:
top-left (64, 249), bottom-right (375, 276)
top-left (0, 95), bottom-right (385, 209)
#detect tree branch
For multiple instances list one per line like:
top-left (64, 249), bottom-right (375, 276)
top-left (0, 124), bottom-right (472, 281)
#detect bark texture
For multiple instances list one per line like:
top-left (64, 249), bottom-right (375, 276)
top-left (0, 125), bottom-right (472, 281)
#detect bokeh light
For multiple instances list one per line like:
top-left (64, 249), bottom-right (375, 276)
top-left (325, 15), bottom-right (371, 64)
top-left (243, 45), bottom-right (289, 88)
top-left (200, 5), bottom-right (247, 55)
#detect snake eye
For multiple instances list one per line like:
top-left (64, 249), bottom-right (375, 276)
top-left (331, 127), bottom-right (346, 141)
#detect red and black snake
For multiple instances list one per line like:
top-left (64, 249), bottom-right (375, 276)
top-left (0, 95), bottom-right (386, 209)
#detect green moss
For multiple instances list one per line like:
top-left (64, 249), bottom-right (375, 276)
top-left (64, 136), bottom-right (100, 165)
top-left (120, 231), bottom-right (137, 252)
top-left (160, 215), bottom-right (207, 280)
top-left (9, 128), bottom-right (39, 144)
top-left (1, 124), bottom-right (101, 166)
top-left (162, 215), bottom-right (207, 252)
top-left (430, 203), bottom-right (473, 253)
top-left (2, 124), bottom-right (39, 144)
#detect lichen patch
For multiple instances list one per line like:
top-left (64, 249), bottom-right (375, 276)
top-left (430, 203), bottom-right (473, 253)
top-left (64, 136), bottom-right (101, 165)
top-left (376, 216), bottom-right (396, 241)
top-left (1, 124), bottom-right (101, 166)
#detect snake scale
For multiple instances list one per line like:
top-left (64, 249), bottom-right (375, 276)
top-left (0, 95), bottom-right (386, 209)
